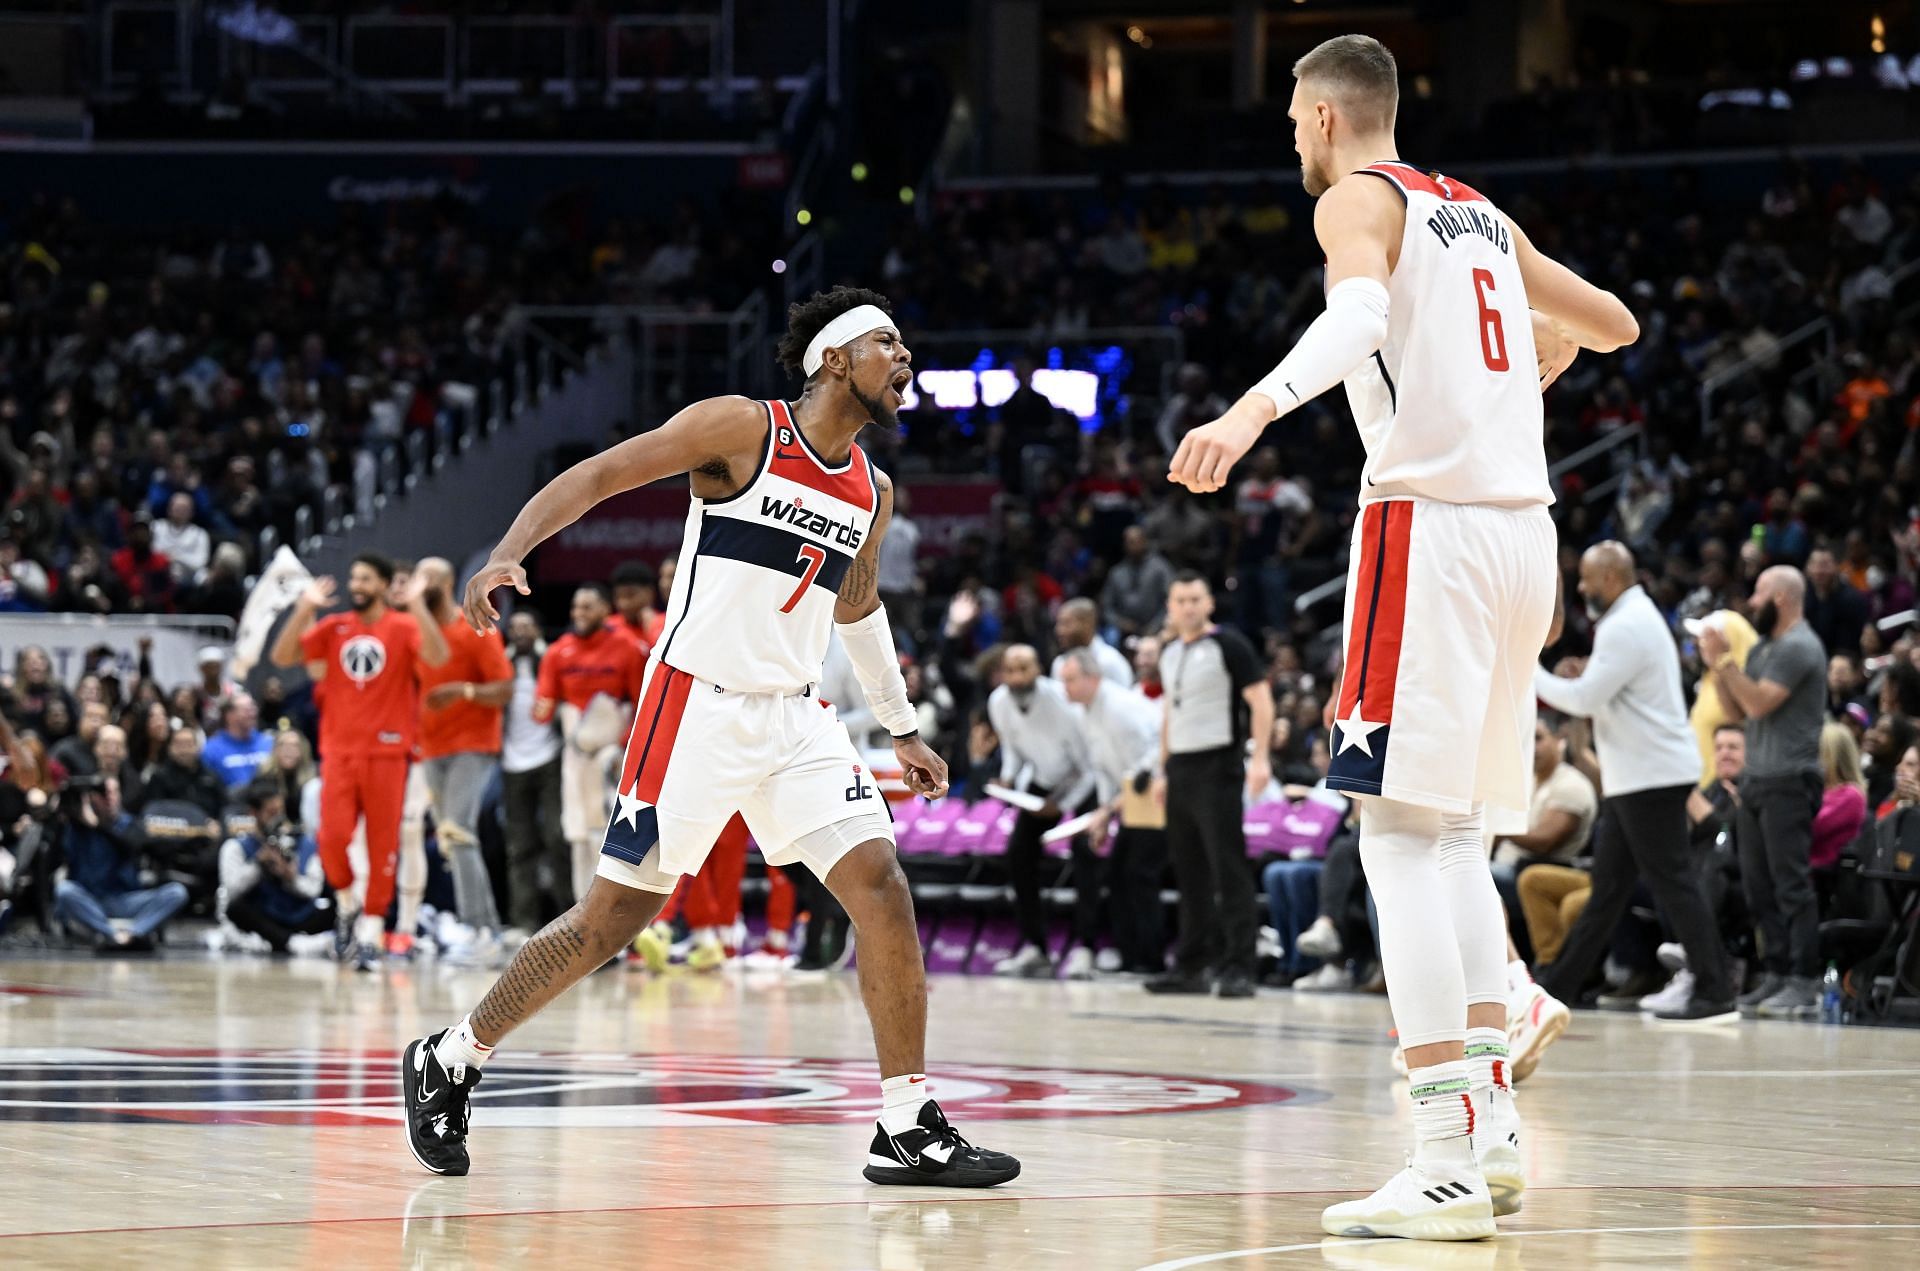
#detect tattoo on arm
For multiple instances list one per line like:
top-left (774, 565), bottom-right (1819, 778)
top-left (470, 914), bottom-right (592, 1038)
top-left (839, 554), bottom-right (877, 607)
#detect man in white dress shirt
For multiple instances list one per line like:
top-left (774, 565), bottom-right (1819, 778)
top-left (1058, 647), bottom-right (1167, 977)
top-left (987, 645), bottom-right (1094, 977)
top-left (1051, 598), bottom-right (1134, 686)
top-left (1532, 542), bottom-right (1737, 1022)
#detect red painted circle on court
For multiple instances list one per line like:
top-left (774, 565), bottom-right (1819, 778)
top-left (0, 1048), bottom-right (1306, 1127)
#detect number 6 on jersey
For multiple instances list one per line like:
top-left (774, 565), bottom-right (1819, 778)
top-left (781, 543), bottom-right (828, 613)
top-left (1472, 267), bottom-right (1509, 372)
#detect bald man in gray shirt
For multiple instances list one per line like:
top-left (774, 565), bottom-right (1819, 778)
top-left (1700, 565), bottom-right (1828, 1017)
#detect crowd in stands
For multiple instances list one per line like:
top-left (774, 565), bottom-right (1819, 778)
top-left (3, 144), bottom-right (1919, 1023)
top-left (0, 188), bottom-right (776, 620)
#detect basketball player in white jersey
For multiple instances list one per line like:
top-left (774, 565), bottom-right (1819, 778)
top-left (1170, 36), bottom-right (1638, 1241)
top-left (399, 287), bottom-right (1019, 1189)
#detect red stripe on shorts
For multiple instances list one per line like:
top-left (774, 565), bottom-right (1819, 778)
top-left (1360, 501), bottom-right (1414, 722)
top-left (632, 668), bottom-right (696, 804)
top-left (1337, 503), bottom-right (1385, 718)
top-left (1336, 501), bottom-right (1414, 724)
top-left (619, 662), bottom-right (675, 793)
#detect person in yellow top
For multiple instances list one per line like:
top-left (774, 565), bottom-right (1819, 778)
top-left (1685, 609), bottom-right (1759, 786)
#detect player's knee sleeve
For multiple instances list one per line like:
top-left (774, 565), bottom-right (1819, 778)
top-left (1436, 804), bottom-right (1508, 1007)
top-left (1358, 797), bottom-right (1467, 1049)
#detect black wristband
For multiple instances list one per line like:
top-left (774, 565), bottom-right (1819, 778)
top-left (891, 729), bottom-right (921, 744)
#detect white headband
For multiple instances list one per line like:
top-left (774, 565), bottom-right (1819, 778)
top-left (803, 304), bottom-right (894, 377)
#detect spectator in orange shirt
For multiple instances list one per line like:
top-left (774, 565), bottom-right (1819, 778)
top-left (608, 560), bottom-right (665, 650)
top-left (269, 552), bottom-right (449, 970)
top-left (414, 558), bottom-right (515, 954)
top-left (536, 584), bottom-right (646, 902)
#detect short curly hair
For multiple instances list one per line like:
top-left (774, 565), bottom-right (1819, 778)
top-left (775, 285), bottom-right (894, 379)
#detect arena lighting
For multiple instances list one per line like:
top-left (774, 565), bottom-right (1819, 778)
top-left (770, 259), bottom-right (787, 274)
top-left (898, 187), bottom-right (916, 205)
top-left (913, 370), bottom-right (979, 410)
top-left (851, 161), bottom-right (869, 182)
top-left (898, 368), bottom-right (1101, 419)
top-left (796, 208), bottom-right (813, 226)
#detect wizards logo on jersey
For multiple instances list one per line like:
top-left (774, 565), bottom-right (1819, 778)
top-left (340, 634), bottom-right (387, 684)
top-left (601, 664), bottom-right (694, 866)
top-left (1326, 500), bottom-right (1412, 796)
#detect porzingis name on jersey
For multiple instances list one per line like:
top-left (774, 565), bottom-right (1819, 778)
top-left (760, 495), bottom-right (866, 550)
top-left (1424, 202), bottom-right (1510, 254)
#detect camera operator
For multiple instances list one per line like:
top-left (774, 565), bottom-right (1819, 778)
top-left (219, 777), bottom-right (332, 955)
top-left (52, 773), bottom-right (188, 952)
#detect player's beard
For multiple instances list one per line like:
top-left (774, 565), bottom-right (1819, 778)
top-left (348, 589), bottom-right (375, 611)
top-left (851, 380), bottom-right (898, 426)
top-left (1302, 152), bottom-right (1333, 198)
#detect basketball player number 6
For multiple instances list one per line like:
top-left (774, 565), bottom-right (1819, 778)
top-left (781, 544), bottom-right (828, 613)
top-left (1472, 268), bottom-right (1510, 372)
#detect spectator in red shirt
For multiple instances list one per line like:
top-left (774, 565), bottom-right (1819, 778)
top-left (269, 552), bottom-right (449, 969)
top-left (536, 584), bottom-right (646, 902)
top-left (607, 560), bottom-right (665, 651)
top-left (110, 520), bottom-right (175, 613)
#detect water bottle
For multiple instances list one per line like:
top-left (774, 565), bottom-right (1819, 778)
top-left (1821, 962), bottom-right (1842, 1024)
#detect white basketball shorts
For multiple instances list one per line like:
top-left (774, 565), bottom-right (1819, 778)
top-left (595, 660), bottom-right (893, 890)
top-left (1324, 497), bottom-right (1556, 819)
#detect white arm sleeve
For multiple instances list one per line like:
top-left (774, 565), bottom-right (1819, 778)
top-left (1248, 276), bottom-right (1391, 420)
top-left (834, 607), bottom-right (918, 737)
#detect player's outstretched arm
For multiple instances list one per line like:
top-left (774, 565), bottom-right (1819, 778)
top-left (463, 395), bottom-right (767, 630)
top-left (1168, 177), bottom-right (1398, 493)
top-left (269, 576), bottom-right (336, 667)
top-left (1510, 219), bottom-right (1639, 354)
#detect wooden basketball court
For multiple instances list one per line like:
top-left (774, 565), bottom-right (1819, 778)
top-left (2, 956), bottom-right (1917, 1268)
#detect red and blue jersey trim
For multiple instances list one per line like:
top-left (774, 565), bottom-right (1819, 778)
top-left (767, 399), bottom-right (877, 510)
top-left (1356, 161), bottom-right (1486, 206)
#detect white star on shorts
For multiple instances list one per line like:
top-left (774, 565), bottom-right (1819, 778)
top-left (1334, 703), bottom-right (1385, 758)
top-left (614, 788), bottom-right (646, 831)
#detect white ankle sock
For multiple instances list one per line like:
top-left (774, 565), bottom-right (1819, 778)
top-left (355, 914), bottom-right (385, 946)
top-left (1507, 959), bottom-right (1533, 994)
top-left (434, 1014), bottom-right (495, 1071)
top-left (1464, 1026), bottom-right (1511, 1135)
top-left (878, 1073), bottom-right (930, 1135)
top-left (1407, 1059), bottom-right (1475, 1153)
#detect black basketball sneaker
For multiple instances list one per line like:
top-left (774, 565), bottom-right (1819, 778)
top-left (863, 1100), bottom-right (1021, 1187)
top-left (402, 1030), bottom-right (483, 1176)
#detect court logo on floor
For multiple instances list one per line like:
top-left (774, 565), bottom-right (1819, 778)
top-left (0, 1049), bottom-right (1307, 1126)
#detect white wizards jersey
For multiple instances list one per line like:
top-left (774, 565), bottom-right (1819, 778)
top-left (653, 399), bottom-right (882, 693)
top-left (1340, 161), bottom-right (1553, 508)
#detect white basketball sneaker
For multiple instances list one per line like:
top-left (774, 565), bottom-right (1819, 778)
top-left (1507, 981), bottom-right (1570, 1083)
top-left (1321, 1151), bottom-right (1496, 1241)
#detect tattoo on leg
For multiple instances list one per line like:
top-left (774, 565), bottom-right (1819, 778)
top-left (471, 913), bottom-right (592, 1040)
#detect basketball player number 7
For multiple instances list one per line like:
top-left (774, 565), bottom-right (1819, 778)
top-left (781, 544), bottom-right (828, 613)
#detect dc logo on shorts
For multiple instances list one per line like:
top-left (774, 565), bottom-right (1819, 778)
top-left (340, 635), bottom-right (387, 684)
top-left (845, 764), bottom-right (873, 803)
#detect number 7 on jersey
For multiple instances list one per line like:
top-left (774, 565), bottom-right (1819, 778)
top-left (781, 544), bottom-right (828, 613)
